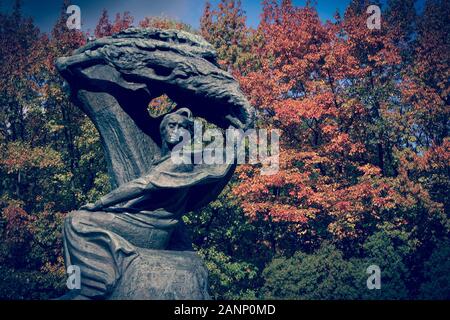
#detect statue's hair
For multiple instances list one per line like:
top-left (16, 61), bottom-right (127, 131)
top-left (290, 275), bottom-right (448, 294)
top-left (160, 108), bottom-right (194, 134)
top-left (173, 108), bottom-right (193, 119)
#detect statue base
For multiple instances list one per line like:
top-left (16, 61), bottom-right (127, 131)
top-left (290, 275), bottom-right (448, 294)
top-left (109, 248), bottom-right (210, 300)
top-left (60, 249), bottom-right (210, 300)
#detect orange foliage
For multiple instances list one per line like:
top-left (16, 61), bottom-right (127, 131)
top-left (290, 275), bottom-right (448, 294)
top-left (231, 0), bottom-right (448, 243)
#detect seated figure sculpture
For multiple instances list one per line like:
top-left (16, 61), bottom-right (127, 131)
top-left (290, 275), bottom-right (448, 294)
top-left (63, 108), bottom-right (233, 299)
top-left (56, 28), bottom-right (254, 300)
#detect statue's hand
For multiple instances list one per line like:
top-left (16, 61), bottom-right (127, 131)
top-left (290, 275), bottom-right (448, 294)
top-left (80, 202), bottom-right (102, 211)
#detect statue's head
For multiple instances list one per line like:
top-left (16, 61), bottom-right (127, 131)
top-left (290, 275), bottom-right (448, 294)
top-left (160, 108), bottom-right (194, 153)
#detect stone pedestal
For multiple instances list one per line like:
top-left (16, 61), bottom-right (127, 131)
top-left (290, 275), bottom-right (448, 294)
top-left (110, 249), bottom-right (210, 300)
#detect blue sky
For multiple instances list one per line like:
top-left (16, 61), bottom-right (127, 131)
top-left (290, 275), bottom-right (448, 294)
top-left (1, 0), bottom-right (353, 34)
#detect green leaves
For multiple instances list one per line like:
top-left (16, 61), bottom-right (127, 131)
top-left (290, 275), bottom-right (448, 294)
top-left (198, 247), bottom-right (259, 300)
top-left (262, 243), bottom-right (364, 300)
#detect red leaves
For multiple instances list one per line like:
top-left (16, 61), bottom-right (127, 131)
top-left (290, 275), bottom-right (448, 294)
top-left (358, 164), bottom-right (382, 177)
top-left (326, 132), bottom-right (365, 156)
top-left (111, 12), bottom-right (134, 34)
top-left (273, 91), bottom-right (339, 127)
top-left (419, 139), bottom-right (450, 171)
top-left (2, 204), bottom-right (33, 245)
top-left (94, 9), bottom-right (112, 38)
top-left (94, 10), bottom-right (134, 38)
top-left (226, 0), bottom-right (448, 242)
top-left (139, 17), bottom-right (191, 31)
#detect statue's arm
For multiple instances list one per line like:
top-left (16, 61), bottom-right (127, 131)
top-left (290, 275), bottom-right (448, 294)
top-left (81, 177), bottom-right (154, 211)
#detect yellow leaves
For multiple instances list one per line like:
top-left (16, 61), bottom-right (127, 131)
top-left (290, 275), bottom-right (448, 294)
top-left (358, 164), bottom-right (382, 177)
top-left (52, 172), bottom-right (73, 185)
top-left (0, 142), bottom-right (63, 174)
top-left (46, 120), bottom-right (65, 133)
top-left (40, 256), bottom-right (65, 277)
top-left (269, 205), bottom-right (315, 223)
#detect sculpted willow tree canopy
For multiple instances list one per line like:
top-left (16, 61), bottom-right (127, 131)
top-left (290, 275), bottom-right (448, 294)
top-left (56, 27), bottom-right (254, 300)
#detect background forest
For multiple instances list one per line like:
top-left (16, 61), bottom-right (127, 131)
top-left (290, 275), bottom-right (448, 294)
top-left (0, 0), bottom-right (449, 299)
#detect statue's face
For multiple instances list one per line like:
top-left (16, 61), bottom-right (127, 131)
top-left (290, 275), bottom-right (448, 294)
top-left (161, 114), bottom-right (192, 148)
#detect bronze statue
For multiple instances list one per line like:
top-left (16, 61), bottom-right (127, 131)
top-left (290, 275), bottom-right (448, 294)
top-left (56, 28), bottom-right (254, 299)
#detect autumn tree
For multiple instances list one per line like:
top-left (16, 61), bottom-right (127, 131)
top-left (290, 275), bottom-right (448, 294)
top-left (94, 9), bottom-right (112, 38)
top-left (400, 0), bottom-right (449, 148)
top-left (234, 0), bottom-right (448, 260)
top-left (94, 9), bottom-right (133, 38)
top-left (111, 11), bottom-right (134, 34)
top-left (139, 15), bottom-right (193, 32)
top-left (0, 1), bottom-right (106, 298)
top-left (200, 0), bottom-right (253, 69)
